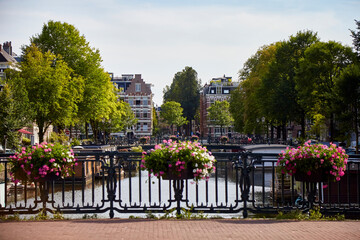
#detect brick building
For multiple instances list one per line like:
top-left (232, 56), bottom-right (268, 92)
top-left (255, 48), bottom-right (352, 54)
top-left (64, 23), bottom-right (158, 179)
top-left (199, 75), bottom-right (239, 138)
top-left (111, 74), bottom-right (153, 138)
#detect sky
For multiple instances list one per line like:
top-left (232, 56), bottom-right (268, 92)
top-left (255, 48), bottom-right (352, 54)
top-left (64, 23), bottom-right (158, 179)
top-left (1, 0), bottom-right (359, 106)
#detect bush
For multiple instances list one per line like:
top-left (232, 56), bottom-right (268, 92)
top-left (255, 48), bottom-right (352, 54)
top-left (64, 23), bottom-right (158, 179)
top-left (70, 138), bottom-right (81, 146)
top-left (49, 132), bottom-right (69, 144)
top-left (22, 137), bottom-right (31, 146)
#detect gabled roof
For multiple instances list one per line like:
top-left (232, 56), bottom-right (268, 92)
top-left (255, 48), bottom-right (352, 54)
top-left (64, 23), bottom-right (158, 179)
top-left (0, 49), bottom-right (17, 64)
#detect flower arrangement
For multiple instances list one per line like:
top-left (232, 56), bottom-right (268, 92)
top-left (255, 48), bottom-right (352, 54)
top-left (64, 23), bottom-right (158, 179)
top-left (139, 136), bottom-right (150, 144)
top-left (140, 140), bottom-right (216, 182)
top-left (9, 142), bottom-right (77, 184)
top-left (190, 135), bottom-right (199, 141)
top-left (277, 141), bottom-right (348, 182)
top-left (220, 136), bottom-right (229, 143)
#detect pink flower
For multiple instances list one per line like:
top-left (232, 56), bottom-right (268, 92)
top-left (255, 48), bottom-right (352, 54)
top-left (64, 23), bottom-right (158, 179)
top-left (307, 171), bottom-right (311, 176)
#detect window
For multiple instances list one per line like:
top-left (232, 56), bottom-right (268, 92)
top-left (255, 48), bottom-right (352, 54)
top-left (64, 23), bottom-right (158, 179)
top-left (143, 99), bottom-right (148, 105)
top-left (136, 100), bottom-right (141, 105)
top-left (136, 111), bottom-right (140, 118)
top-left (135, 83), bottom-right (141, 92)
top-left (143, 112), bottom-right (148, 118)
top-left (137, 123), bottom-right (141, 131)
top-left (223, 89), bottom-right (230, 94)
top-left (128, 100), bottom-right (133, 106)
top-left (143, 123), bottom-right (148, 131)
top-left (210, 89), bottom-right (215, 94)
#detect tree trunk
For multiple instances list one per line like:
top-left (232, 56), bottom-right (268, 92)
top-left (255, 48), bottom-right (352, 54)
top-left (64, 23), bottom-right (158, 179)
top-left (38, 121), bottom-right (45, 143)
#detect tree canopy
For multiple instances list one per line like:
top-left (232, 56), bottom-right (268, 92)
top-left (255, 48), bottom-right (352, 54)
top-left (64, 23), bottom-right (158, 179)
top-left (207, 100), bottom-right (234, 136)
top-left (30, 20), bottom-right (125, 141)
top-left (160, 101), bottom-right (188, 131)
top-left (230, 29), bottom-right (358, 142)
top-left (7, 44), bottom-right (83, 142)
top-left (163, 66), bottom-right (200, 122)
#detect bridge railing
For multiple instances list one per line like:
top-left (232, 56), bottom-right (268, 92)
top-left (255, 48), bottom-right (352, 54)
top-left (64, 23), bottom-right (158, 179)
top-left (0, 150), bottom-right (359, 218)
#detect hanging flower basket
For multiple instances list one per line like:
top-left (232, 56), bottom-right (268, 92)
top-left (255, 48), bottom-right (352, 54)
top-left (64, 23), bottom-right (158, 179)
top-left (9, 142), bottom-right (77, 184)
top-left (162, 166), bottom-right (195, 180)
top-left (294, 168), bottom-right (328, 183)
top-left (277, 141), bottom-right (348, 183)
top-left (141, 140), bottom-right (216, 182)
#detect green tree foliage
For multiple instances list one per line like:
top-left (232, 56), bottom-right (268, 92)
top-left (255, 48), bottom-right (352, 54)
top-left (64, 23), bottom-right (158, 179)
top-left (231, 43), bottom-right (279, 135)
top-left (0, 77), bottom-right (30, 150)
top-left (163, 67), bottom-right (200, 123)
top-left (258, 31), bottom-right (319, 140)
top-left (99, 100), bottom-right (131, 138)
top-left (296, 41), bottom-right (355, 140)
top-left (119, 102), bottom-right (138, 136)
top-left (30, 21), bottom-right (121, 139)
top-left (335, 63), bottom-right (360, 151)
top-left (8, 44), bottom-right (83, 142)
top-left (160, 101), bottom-right (188, 131)
top-left (350, 19), bottom-right (360, 58)
top-left (152, 106), bottom-right (159, 136)
top-left (207, 101), bottom-right (234, 136)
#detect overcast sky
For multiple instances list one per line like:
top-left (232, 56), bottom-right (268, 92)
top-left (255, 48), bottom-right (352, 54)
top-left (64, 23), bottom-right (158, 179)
top-left (1, 0), bottom-right (359, 105)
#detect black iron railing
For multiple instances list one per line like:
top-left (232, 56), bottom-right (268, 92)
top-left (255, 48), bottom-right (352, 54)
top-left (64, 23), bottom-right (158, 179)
top-left (0, 150), bottom-right (359, 218)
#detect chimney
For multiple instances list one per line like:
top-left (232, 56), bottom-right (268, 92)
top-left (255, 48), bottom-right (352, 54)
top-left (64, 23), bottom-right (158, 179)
top-left (3, 41), bottom-right (12, 55)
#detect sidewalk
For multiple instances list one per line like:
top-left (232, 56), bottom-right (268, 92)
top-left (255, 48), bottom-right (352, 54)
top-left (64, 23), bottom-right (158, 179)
top-left (0, 218), bottom-right (359, 240)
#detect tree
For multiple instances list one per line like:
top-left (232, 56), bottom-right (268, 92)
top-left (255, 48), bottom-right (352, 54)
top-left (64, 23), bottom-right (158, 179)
top-left (336, 63), bottom-right (360, 152)
top-left (30, 20), bottom-right (120, 139)
top-left (0, 77), bottom-right (31, 150)
top-left (160, 101), bottom-right (188, 134)
top-left (120, 102), bottom-right (138, 137)
top-left (152, 106), bottom-right (159, 136)
top-left (296, 41), bottom-right (355, 141)
top-left (231, 43), bottom-right (279, 136)
top-left (207, 100), bottom-right (234, 136)
top-left (7, 44), bottom-right (83, 142)
top-left (350, 19), bottom-right (360, 58)
top-left (163, 67), bottom-right (200, 134)
top-left (258, 31), bottom-right (319, 141)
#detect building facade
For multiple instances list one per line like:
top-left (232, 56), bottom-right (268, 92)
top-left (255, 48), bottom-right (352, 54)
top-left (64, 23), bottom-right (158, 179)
top-left (199, 75), bottom-right (239, 138)
top-left (111, 74), bottom-right (153, 138)
top-left (0, 41), bottom-right (19, 81)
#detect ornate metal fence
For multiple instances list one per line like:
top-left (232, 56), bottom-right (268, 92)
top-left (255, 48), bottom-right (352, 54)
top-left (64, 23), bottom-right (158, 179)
top-left (0, 150), bottom-right (359, 218)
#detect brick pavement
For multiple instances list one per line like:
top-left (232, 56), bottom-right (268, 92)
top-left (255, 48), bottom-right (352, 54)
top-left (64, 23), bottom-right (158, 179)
top-left (0, 219), bottom-right (359, 240)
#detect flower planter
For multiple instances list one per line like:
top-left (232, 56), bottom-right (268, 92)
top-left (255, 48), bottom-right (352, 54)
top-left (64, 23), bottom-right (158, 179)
top-left (162, 167), bottom-right (194, 180)
top-left (141, 140), bottom-right (216, 183)
top-left (9, 142), bottom-right (77, 184)
top-left (35, 172), bottom-right (62, 182)
top-left (294, 169), bottom-right (328, 183)
top-left (277, 141), bottom-right (348, 183)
